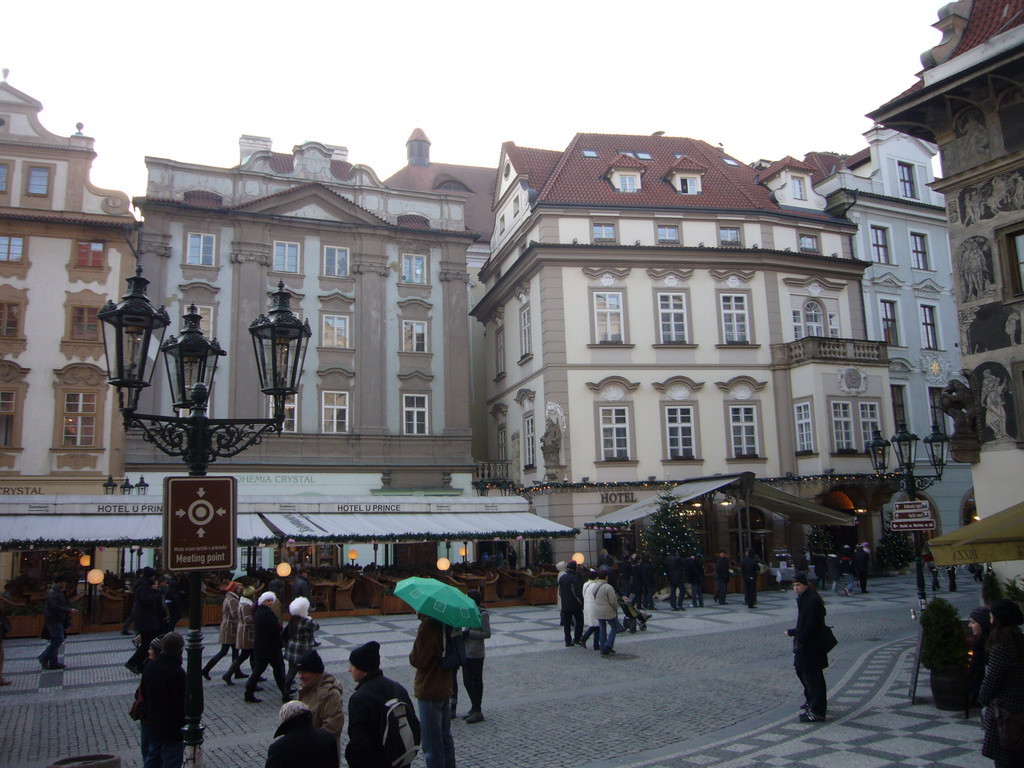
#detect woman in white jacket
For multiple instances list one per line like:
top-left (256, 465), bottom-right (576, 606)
top-left (593, 566), bottom-right (620, 656)
top-left (579, 570), bottom-right (601, 650)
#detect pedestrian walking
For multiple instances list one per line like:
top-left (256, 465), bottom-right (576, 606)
top-left (785, 573), bottom-right (830, 723)
top-left (978, 599), bottom-right (1024, 768)
top-left (853, 543), bottom-right (870, 593)
top-left (121, 569), bottom-right (143, 636)
top-left (409, 613), bottom-right (456, 768)
top-left (811, 549), bottom-right (827, 589)
top-left (266, 700), bottom-right (338, 768)
top-left (685, 554), bottom-right (704, 608)
top-left (714, 550), bottom-right (731, 605)
top-left (295, 649), bottom-right (344, 742)
top-left (126, 567), bottom-right (163, 674)
top-left (346, 640), bottom-right (420, 768)
top-left (740, 548), bottom-right (759, 608)
top-left (201, 581), bottom-right (241, 679)
top-left (826, 553), bottom-right (841, 595)
top-left (161, 574), bottom-right (183, 632)
top-left (222, 585), bottom-right (255, 684)
top-left (38, 573), bottom-right (75, 670)
top-left (635, 554), bottom-right (655, 609)
top-left (140, 632), bottom-right (186, 768)
top-left (558, 561), bottom-right (584, 646)
top-left (594, 566), bottom-right (620, 657)
top-left (839, 546), bottom-right (855, 596)
top-left (664, 550), bottom-right (686, 611)
top-left (454, 589), bottom-right (490, 723)
top-left (579, 570), bottom-right (601, 650)
top-left (246, 591), bottom-right (289, 704)
top-left (284, 596), bottom-right (319, 692)
top-left (292, 569), bottom-right (312, 602)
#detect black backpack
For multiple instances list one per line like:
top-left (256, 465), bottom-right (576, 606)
top-left (382, 694), bottom-right (420, 767)
top-left (439, 625), bottom-right (466, 671)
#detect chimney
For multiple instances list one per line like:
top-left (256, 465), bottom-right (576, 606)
top-left (406, 128), bottom-right (431, 167)
top-left (239, 135), bottom-right (273, 164)
top-left (325, 144), bottom-right (349, 162)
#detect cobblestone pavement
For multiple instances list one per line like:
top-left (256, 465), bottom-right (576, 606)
top-left (1, 575), bottom-right (982, 768)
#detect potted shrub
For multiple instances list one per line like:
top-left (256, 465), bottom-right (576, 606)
top-left (919, 597), bottom-right (969, 711)
top-left (7, 603), bottom-right (44, 638)
top-left (526, 574), bottom-right (558, 605)
top-left (379, 590), bottom-right (412, 615)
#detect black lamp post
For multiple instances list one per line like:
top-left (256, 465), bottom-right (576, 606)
top-left (868, 421), bottom-right (949, 605)
top-left (98, 263), bottom-right (310, 765)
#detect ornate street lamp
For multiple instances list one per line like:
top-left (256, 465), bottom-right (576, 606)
top-left (136, 476), bottom-right (149, 495)
top-left (868, 422), bottom-right (948, 604)
top-left (103, 475), bottom-right (117, 495)
top-left (98, 262), bottom-right (310, 764)
top-left (120, 477), bottom-right (134, 495)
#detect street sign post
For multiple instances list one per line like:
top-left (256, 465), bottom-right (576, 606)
top-left (890, 519), bottom-right (937, 531)
top-left (164, 476), bottom-right (237, 572)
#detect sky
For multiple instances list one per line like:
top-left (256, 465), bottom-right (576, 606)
top-left (5, 1), bottom-right (946, 200)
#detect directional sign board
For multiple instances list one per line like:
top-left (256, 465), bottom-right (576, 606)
top-left (163, 476), bottom-right (236, 572)
top-left (892, 499), bottom-right (934, 523)
top-left (890, 519), bottom-right (937, 531)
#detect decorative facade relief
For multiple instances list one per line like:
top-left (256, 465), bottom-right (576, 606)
top-left (956, 236), bottom-right (995, 302)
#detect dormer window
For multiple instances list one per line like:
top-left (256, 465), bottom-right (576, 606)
top-left (618, 174), bottom-right (639, 193)
top-left (792, 177), bottom-right (807, 200)
top-left (676, 176), bottom-right (702, 195)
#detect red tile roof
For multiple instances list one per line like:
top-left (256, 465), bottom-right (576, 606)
top-left (263, 152), bottom-right (353, 181)
top-left (397, 213), bottom-right (431, 229)
top-left (667, 155), bottom-right (710, 174)
top-left (951, 0), bottom-right (1024, 58)
top-left (801, 148), bottom-right (873, 185)
top-left (605, 153), bottom-right (649, 173)
top-left (182, 190), bottom-right (224, 208)
top-left (0, 208), bottom-right (135, 227)
top-left (756, 155), bottom-right (818, 183)
top-left (510, 133), bottom-right (835, 219)
top-left (385, 161), bottom-right (498, 238)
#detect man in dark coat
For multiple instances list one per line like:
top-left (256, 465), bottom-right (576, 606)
top-left (558, 561), bottom-right (584, 646)
top-left (786, 572), bottom-right (829, 722)
top-left (126, 567), bottom-right (163, 674)
top-left (38, 573), bottom-right (74, 669)
top-left (634, 554), bottom-right (655, 609)
top-left (266, 701), bottom-right (338, 768)
top-left (740, 548), bottom-right (760, 609)
top-left (664, 551), bottom-right (686, 611)
top-left (684, 554), bottom-right (705, 608)
top-left (140, 632), bottom-right (186, 767)
top-left (853, 543), bottom-right (870, 593)
top-left (714, 551), bottom-right (731, 605)
top-left (247, 591), bottom-right (288, 704)
top-left (346, 640), bottom-right (420, 768)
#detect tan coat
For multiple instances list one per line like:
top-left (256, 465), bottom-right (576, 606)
top-left (217, 591), bottom-right (240, 645)
top-left (235, 597), bottom-right (254, 650)
top-left (297, 672), bottom-right (344, 740)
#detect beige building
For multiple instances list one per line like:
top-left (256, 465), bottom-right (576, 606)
top-left (0, 79), bottom-right (137, 579)
top-left (472, 133), bottom-right (894, 561)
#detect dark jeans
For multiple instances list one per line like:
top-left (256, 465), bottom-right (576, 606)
top-left (689, 582), bottom-right (704, 607)
top-left (580, 625), bottom-right (600, 650)
top-left (246, 652), bottom-right (286, 698)
top-left (715, 577), bottom-right (729, 604)
top-left (203, 643), bottom-right (238, 673)
top-left (744, 577), bottom-right (758, 607)
top-left (463, 657), bottom-right (484, 712)
top-left (796, 666), bottom-right (827, 717)
top-left (417, 697), bottom-right (456, 768)
top-left (857, 572), bottom-right (868, 593)
top-left (668, 582), bottom-right (683, 609)
top-left (561, 608), bottom-right (583, 644)
top-left (144, 738), bottom-right (184, 768)
top-left (224, 649), bottom-right (251, 678)
top-left (39, 623), bottom-right (65, 667)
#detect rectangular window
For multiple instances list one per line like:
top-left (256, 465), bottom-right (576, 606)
top-left (658, 292), bottom-right (688, 343)
top-left (678, 177), bottom-right (700, 194)
top-left (403, 394), bottom-right (428, 435)
top-left (499, 215), bottom-right (506, 233)
top-left (657, 225), bottom-right (679, 243)
top-left (729, 405), bottom-right (758, 458)
top-left (323, 246), bottom-right (349, 277)
top-left (321, 391), bottom-right (348, 433)
top-left (600, 406), bottom-right (630, 460)
top-left (1007, 231), bottom-right (1024, 296)
top-left (593, 292), bottom-right (624, 343)
top-left (618, 174), bottom-right (638, 193)
top-left (273, 241), bottom-right (299, 273)
top-left (828, 312), bottom-right (840, 338)
top-left (831, 401), bottom-right (854, 452)
top-left (523, 413), bottom-right (536, 467)
top-left (792, 177), bottom-right (807, 200)
top-left (513, 196), bottom-right (520, 216)
top-left (719, 226), bottom-right (741, 245)
top-left (0, 391), bottom-right (14, 447)
top-left (890, 385), bottom-right (907, 427)
top-left (76, 242), bottom-right (104, 269)
top-left (799, 234), bottom-right (820, 253)
top-left (280, 395), bottom-right (297, 432)
top-left (72, 306), bottom-right (99, 341)
top-left (897, 162), bottom-right (918, 199)
top-left (592, 223), bottom-right (615, 242)
top-left (0, 236), bottom-right (24, 262)
top-left (880, 300), bottom-right (900, 346)
top-left (402, 320), bottom-right (427, 352)
top-left (62, 392), bottom-right (96, 447)
top-left (920, 305), bottom-right (939, 350)
top-left (928, 387), bottom-right (948, 432)
top-left (496, 425), bottom-right (507, 462)
top-left (520, 305), bottom-right (532, 357)
top-left (720, 294), bottom-right (749, 344)
top-left (402, 253), bottom-right (427, 284)
top-left (187, 233), bottom-right (215, 266)
top-left (495, 327), bottom-right (505, 375)
top-left (322, 315), bottom-right (349, 348)
top-left (870, 226), bottom-right (891, 264)
top-left (0, 302), bottom-right (20, 336)
top-left (192, 304), bottom-right (214, 337)
top-left (910, 233), bottom-right (930, 270)
top-left (795, 402), bottom-right (814, 453)
top-left (27, 167), bottom-right (50, 195)
top-left (665, 405), bottom-right (694, 459)
top-left (859, 402), bottom-right (880, 453)
top-left (0, 164), bottom-right (8, 193)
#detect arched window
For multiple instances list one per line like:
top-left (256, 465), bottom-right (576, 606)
top-left (804, 300), bottom-right (825, 337)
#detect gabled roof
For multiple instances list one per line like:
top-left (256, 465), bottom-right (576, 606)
top-left (950, 0), bottom-right (1024, 59)
top-left (757, 155), bottom-right (817, 183)
top-left (666, 155), bottom-right (710, 174)
top-left (605, 153), bottom-right (649, 173)
top-left (801, 147), bottom-right (873, 186)
top-left (501, 142), bottom-right (562, 190)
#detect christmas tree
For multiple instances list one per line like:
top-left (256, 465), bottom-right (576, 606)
top-left (535, 539), bottom-right (553, 566)
top-left (807, 525), bottom-right (836, 554)
top-left (640, 492), bottom-right (702, 574)
top-left (876, 527), bottom-right (914, 570)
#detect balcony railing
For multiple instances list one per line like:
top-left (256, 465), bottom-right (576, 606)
top-left (475, 461), bottom-right (511, 481)
top-left (771, 337), bottom-right (888, 367)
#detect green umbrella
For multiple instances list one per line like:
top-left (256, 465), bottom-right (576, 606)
top-left (393, 577), bottom-right (482, 628)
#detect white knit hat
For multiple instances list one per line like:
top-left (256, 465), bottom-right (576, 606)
top-left (258, 591), bottom-right (276, 605)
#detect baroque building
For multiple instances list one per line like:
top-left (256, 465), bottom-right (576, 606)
top-left (471, 132), bottom-right (896, 561)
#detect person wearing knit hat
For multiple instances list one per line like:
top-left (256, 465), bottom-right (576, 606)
top-left (346, 641), bottom-right (420, 768)
top-left (295, 648), bottom-right (344, 743)
top-left (786, 573), bottom-right (830, 723)
top-left (979, 599), bottom-right (1024, 766)
top-left (284, 596), bottom-right (319, 693)
top-left (201, 580), bottom-right (242, 681)
top-left (245, 588), bottom-right (289, 705)
top-left (265, 700), bottom-right (338, 768)
top-left (140, 632), bottom-right (186, 767)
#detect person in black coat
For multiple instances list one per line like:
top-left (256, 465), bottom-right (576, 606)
top-left (740, 548), bottom-right (760, 609)
top-left (346, 641), bottom-right (420, 768)
top-left (634, 555), bottom-right (655, 609)
top-left (558, 561), bottom-right (584, 646)
top-left (786, 573), bottom-right (829, 722)
top-left (140, 632), bottom-right (186, 768)
top-left (266, 701), bottom-right (338, 768)
top-left (967, 606), bottom-right (991, 709)
top-left (684, 555), bottom-right (705, 608)
top-left (852, 544), bottom-right (870, 593)
top-left (247, 592), bottom-right (288, 704)
top-left (714, 551), bottom-right (731, 605)
top-left (126, 567), bottom-right (164, 674)
top-left (978, 599), bottom-right (1024, 768)
top-left (664, 551), bottom-right (686, 611)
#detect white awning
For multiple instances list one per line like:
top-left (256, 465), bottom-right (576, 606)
top-left (2, 514), bottom-right (162, 546)
top-left (587, 476), bottom-right (743, 526)
top-left (259, 511), bottom-right (576, 541)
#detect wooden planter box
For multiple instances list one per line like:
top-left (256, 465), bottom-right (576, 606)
top-left (526, 585), bottom-right (557, 605)
top-left (202, 603), bottom-right (222, 626)
top-left (379, 594), bottom-right (413, 615)
top-left (8, 614), bottom-right (43, 638)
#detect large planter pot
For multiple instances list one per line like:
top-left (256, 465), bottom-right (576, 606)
top-left (526, 585), bottom-right (557, 605)
top-left (8, 614), bottom-right (44, 638)
top-left (929, 667), bottom-right (969, 711)
top-left (379, 594), bottom-right (412, 615)
top-left (202, 603), bottom-right (222, 626)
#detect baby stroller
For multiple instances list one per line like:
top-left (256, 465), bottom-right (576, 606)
top-left (619, 596), bottom-right (650, 633)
